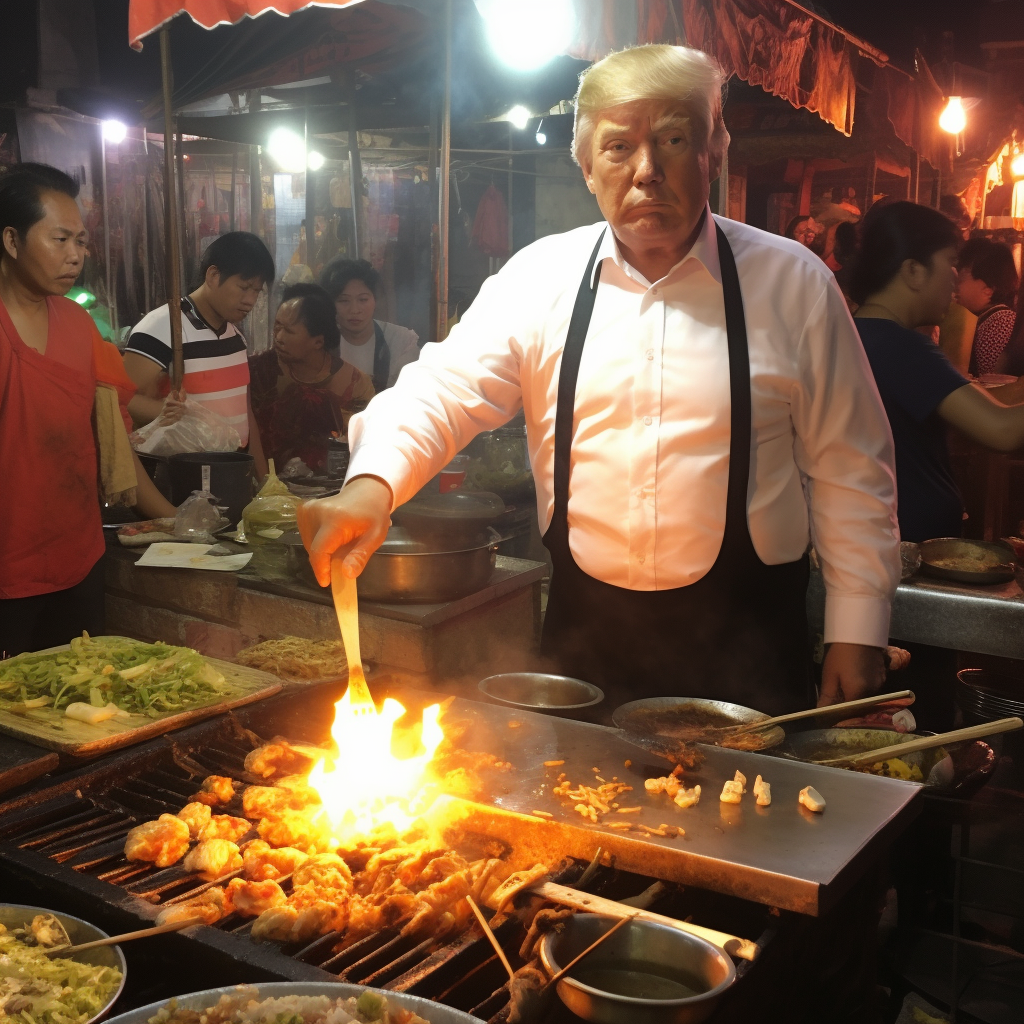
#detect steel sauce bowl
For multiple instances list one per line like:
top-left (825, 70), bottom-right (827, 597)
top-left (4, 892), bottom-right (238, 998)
top-left (0, 905), bottom-right (127, 1024)
top-left (478, 672), bottom-right (604, 714)
top-left (539, 914), bottom-right (735, 1024)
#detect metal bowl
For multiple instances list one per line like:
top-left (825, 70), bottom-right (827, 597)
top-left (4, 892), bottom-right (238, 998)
top-left (539, 914), bottom-right (735, 1024)
top-left (478, 672), bottom-right (604, 714)
top-left (918, 538), bottom-right (1016, 585)
top-left (613, 697), bottom-right (786, 751)
top-left (0, 904), bottom-right (127, 1024)
top-left (104, 981), bottom-right (478, 1024)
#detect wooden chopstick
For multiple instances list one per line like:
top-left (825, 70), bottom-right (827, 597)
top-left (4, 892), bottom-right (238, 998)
top-left (548, 913), bottom-right (637, 984)
top-left (44, 917), bottom-right (204, 956)
top-left (466, 895), bottom-right (515, 981)
top-left (725, 689), bottom-right (914, 736)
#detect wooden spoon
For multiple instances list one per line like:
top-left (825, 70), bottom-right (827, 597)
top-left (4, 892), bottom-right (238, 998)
top-left (330, 560), bottom-right (375, 716)
top-left (722, 690), bottom-right (914, 738)
top-left (44, 917), bottom-right (204, 956)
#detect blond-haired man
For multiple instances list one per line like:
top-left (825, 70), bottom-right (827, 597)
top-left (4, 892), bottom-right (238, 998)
top-left (300, 45), bottom-right (899, 714)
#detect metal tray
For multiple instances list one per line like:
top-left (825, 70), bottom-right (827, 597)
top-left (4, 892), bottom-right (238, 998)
top-left (918, 538), bottom-right (1016, 585)
top-left (613, 697), bottom-right (786, 751)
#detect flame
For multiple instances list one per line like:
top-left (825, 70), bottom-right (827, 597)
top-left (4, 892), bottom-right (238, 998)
top-left (308, 687), bottom-right (444, 840)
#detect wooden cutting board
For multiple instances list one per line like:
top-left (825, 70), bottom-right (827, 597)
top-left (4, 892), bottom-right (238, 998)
top-left (0, 637), bottom-right (282, 757)
top-left (0, 736), bottom-right (59, 793)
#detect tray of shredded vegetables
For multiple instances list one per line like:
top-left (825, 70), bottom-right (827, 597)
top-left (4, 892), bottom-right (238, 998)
top-left (104, 983), bottom-right (478, 1024)
top-left (0, 906), bottom-right (126, 1024)
top-left (0, 634), bottom-right (281, 756)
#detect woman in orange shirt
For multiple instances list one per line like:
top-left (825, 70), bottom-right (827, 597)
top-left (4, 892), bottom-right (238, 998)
top-left (0, 163), bottom-right (173, 656)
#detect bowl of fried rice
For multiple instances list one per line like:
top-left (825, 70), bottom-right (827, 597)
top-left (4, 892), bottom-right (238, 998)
top-left (103, 984), bottom-right (477, 1024)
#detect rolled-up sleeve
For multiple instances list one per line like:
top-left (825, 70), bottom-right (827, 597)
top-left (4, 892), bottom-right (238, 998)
top-left (346, 268), bottom-right (529, 510)
top-left (791, 281), bottom-right (900, 647)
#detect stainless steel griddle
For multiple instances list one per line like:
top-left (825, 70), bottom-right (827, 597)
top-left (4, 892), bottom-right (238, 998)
top-left (429, 695), bottom-right (923, 916)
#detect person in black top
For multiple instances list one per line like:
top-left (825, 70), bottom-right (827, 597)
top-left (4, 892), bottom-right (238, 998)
top-left (851, 202), bottom-right (1024, 544)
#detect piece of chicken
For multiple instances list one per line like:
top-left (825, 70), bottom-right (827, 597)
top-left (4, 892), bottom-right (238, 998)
top-left (241, 839), bottom-right (309, 881)
top-left (125, 814), bottom-right (191, 868)
top-left (225, 877), bottom-right (287, 918)
top-left (257, 809), bottom-right (330, 851)
top-left (243, 785), bottom-right (299, 820)
top-left (251, 899), bottom-right (348, 943)
top-left (190, 775), bottom-right (235, 807)
top-left (292, 852), bottom-right (353, 896)
top-left (244, 738), bottom-right (317, 779)
top-left (155, 886), bottom-right (232, 926)
top-left (183, 838), bottom-right (243, 881)
top-left (200, 814), bottom-right (252, 843)
top-left (274, 774), bottom-right (321, 808)
top-left (177, 802), bottom-right (213, 840)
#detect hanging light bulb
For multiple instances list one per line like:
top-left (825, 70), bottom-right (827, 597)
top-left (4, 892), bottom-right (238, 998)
top-left (307, 151), bottom-right (326, 171)
top-left (535, 119), bottom-right (547, 145)
top-left (102, 120), bottom-right (128, 144)
top-left (939, 96), bottom-right (967, 135)
top-left (267, 127), bottom-right (306, 173)
top-left (478, 0), bottom-right (574, 71)
top-left (1011, 151), bottom-right (1024, 181)
top-left (505, 105), bottom-right (530, 130)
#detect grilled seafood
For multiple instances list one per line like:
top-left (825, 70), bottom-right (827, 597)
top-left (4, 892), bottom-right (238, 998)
top-left (225, 877), bottom-right (287, 917)
top-left (183, 838), bottom-right (243, 880)
top-left (256, 808), bottom-right (331, 851)
top-left (191, 775), bottom-right (235, 806)
top-left (155, 885), bottom-right (232, 926)
top-left (241, 839), bottom-right (309, 881)
top-left (242, 785), bottom-right (303, 819)
top-left (177, 801), bottom-right (213, 840)
top-left (125, 814), bottom-right (190, 867)
top-left (244, 737), bottom-right (319, 779)
top-left (251, 900), bottom-right (348, 943)
top-left (200, 814), bottom-right (252, 843)
top-left (292, 852), bottom-right (353, 895)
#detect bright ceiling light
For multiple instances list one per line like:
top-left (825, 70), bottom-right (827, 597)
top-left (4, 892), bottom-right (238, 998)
top-left (102, 120), bottom-right (128, 144)
top-left (1012, 151), bottom-right (1024, 180)
top-left (478, 0), bottom-right (574, 71)
top-left (506, 105), bottom-right (530, 130)
top-left (939, 96), bottom-right (967, 135)
top-left (268, 127), bottom-right (306, 173)
top-left (535, 119), bottom-right (547, 145)
top-left (307, 150), bottom-right (326, 171)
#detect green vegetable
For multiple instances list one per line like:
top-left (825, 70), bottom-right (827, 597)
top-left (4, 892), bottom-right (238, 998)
top-left (0, 634), bottom-right (227, 718)
top-left (355, 991), bottom-right (385, 1021)
top-left (0, 922), bottom-right (123, 1024)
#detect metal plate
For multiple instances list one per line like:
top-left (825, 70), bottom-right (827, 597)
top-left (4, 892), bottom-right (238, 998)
top-left (428, 696), bottom-right (922, 916)
top-left (918, 538), bottom-right (1016, 585)
top-left (613, 697), bottom-right (786, 752)
top-left (104, 981), bottom-right (479, 1024)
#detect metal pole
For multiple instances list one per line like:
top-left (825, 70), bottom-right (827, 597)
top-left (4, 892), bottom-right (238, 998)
top-left (249, 144), bottom-right (261, 236)
top-left (141, 128), bottom-right (150, 312)
top-left (159, 26), bottom-right (184, 389)
top-left (176, 133), bottom-right (187, 289)
top-left (437, 0), bottom-right (452, 342)
top-left (101, 130), bottom-right (112, 333)
top-left (346, 88), bottom-right (362, 257)
top-left (229, 143), bottom-right (238, 232)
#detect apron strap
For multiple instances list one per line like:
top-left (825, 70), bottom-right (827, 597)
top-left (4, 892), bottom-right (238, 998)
top-left (715, 223), bottom-right (754, 546)
top-left (552, 230), bottom-right (606, 522)
top-left (372, 321), bottom-right (391, 393)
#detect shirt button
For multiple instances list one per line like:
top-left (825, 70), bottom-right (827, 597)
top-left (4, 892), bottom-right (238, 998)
top-left (643, 415), bottom-right (653, 426)
top-left (638, 554), bottom-right (646, 564)
top-left (646, 349), bottom-right (654, 361)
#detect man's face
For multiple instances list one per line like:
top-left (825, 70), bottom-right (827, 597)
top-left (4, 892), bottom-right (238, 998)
top-left (955, 266), bottom-right (993, 315)
top-left (582, 98), bottom-right (718, 260)
top-left (2, 191), bottom-right (87, 296)
top-left (207, 271), bottom-right (264, 323)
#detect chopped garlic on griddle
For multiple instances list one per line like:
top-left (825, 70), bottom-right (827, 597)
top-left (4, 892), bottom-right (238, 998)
top-left (798, 786), bottom-right (825, 813)
top-left (753, 775), bottom-right (771, 806)
top-left (720, 779), bottom-right (743, 804)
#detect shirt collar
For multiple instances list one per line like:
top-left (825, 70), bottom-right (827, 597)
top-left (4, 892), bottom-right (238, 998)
top-left (592, 204), bottom-right (723, 289)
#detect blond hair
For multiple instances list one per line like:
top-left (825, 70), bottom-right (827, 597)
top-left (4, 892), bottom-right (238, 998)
top-left (572, 45), bottom-right (730, 168)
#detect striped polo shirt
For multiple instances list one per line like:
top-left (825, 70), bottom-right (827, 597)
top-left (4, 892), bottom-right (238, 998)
top-left (125, 297), bottom-right (250, 444)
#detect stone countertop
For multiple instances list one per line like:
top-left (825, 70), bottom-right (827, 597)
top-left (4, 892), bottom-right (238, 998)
top-left (808, 568), bottom-right (1024, 659)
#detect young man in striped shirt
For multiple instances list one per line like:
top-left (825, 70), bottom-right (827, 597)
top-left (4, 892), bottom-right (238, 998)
top-left (124, 231), bottom-right (274, 476)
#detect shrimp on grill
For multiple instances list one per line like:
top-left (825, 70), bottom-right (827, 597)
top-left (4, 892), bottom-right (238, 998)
top-left (200, 814), bottom-right (251, 843)
top-left (244, 738), bottom-right (318, 779)
top-left (225, 877), bottom-right (287, 918)
top-left (190, 775), bottom-right (235, 807)
top-left (292, 853), bottom-right (353, 896)
top-left (241, 839), bottom-right (309, 881)
top-left (155, 885), bottom-right (233, 927)
top-left (183, 838), bottom-right (243, 880)
top-left (177, 801), bottom-right (212, 840)
top-left (125, 814), bottom-right (190, 868)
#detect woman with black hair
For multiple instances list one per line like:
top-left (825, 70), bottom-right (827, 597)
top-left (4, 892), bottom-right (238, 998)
top-left (248, 283), bottom-right (374, 472)
top-left (319, 257), bottom-right (419, 390)
top-left (955, 237), bottom-right (1018, 376)
top-left (852, 201), bottom-right (1024, 544)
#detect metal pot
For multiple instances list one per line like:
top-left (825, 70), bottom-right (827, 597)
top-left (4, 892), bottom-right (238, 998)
top-left (539, 914), bottom-right (734, 1024)
top-left (391, 491), bottom-right (505, 549)
top-left (356, 527), bottom-right (499, 603)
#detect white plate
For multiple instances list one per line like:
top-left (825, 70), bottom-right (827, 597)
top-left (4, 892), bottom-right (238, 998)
top-left (104, 982), bottom-right (479, 1024)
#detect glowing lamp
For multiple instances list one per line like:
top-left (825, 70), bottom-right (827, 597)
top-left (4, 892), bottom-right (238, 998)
top-left (307, 150), bottom-right (326, 171)
top-left (102, 120), bottom-right (128, 144)
top-left (939, 96), bottom-right (967, 135)
top-left (267, 127), bottom-right (306, 173)
top-left (1012, 151), bottom-right (1024, 180)
top-left (506, 105), bottom-right (530, 130)
top-left (535, 119), bottom-right (547, 145)
top-left (478, 0), bottom-right (574, 71)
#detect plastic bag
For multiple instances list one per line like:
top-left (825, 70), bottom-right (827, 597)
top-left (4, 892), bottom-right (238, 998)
top-left (242, 459), bottom-right (303, 540)
top-left (174, 490), bottom-right (226, 543)
top-left (132, 396), bottom-right (240, 457)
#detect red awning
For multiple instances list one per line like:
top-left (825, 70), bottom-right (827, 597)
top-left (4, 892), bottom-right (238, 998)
top-left (128, 0), bottom-right (370, 49)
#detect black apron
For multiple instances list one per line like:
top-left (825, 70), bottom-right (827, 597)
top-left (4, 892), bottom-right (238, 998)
top-left (541, 225), bottom-right (815, 718)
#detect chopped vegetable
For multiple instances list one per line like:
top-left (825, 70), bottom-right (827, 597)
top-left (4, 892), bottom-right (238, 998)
top-left (0, 633), bottom-right (226, 719)
top-left (0, 916), bottom-right (123, 1024)
top-left (356, 991), bottom-right (386, 1020)
top-left (799, 786), bottom-right (826, 812)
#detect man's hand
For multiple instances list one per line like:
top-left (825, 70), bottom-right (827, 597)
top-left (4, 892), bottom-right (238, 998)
top-left (297, 476), bottom-right (393, 587)
top-left (818, 643), bottom-right (887, 707)
top-left (156, 389), bottom-right (187, 426)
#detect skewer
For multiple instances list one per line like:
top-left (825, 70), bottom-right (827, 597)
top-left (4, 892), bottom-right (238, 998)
top-left (44, 916), bottom-right (204, 956)
top-left (547, 913), bottom-right (637, 984)
top-left (465, 895), bottom-right (515, 981)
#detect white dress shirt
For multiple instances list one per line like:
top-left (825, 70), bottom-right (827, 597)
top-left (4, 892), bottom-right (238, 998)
top-left (348, 208), bottom-right (900, 648)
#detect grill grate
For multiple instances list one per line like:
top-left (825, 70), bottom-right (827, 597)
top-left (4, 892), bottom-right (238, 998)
top-left (0, 701), bottom-right (772, 1021)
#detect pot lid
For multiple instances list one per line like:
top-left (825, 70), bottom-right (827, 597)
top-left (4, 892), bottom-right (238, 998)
top-left (393, 490), bottom-right (505, 524)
